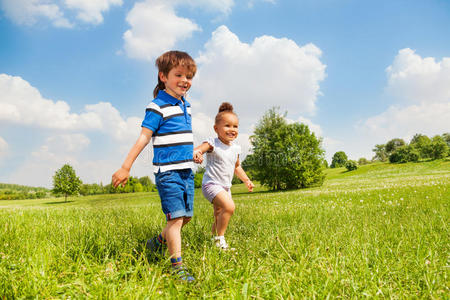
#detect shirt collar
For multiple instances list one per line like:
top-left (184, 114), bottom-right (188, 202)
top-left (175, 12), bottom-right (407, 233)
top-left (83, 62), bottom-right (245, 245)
top-left (157, 90), bottom-right (191, 107)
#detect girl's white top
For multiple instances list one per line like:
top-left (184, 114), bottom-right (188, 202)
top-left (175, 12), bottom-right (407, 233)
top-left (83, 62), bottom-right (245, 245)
top-left (202, 137), bottom-right (241, 188)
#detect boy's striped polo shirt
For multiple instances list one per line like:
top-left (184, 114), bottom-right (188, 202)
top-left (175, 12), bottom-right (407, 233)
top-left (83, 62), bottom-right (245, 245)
top-left (141, 90), bottom-right (194, 173)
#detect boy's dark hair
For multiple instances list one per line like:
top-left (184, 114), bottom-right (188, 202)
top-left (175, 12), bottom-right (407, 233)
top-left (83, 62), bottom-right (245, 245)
top-left (215, 102), bottom-right (237, 124)
top-left (153, 51), bottom-right (197, 98)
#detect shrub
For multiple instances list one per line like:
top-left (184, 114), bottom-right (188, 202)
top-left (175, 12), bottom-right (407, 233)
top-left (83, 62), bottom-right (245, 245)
top-left (345, 160), bottom-right (358, 171)
top-left (330, 151), bottom-right (348, 168)
top-left (389, 146), bottom-right (419, 163)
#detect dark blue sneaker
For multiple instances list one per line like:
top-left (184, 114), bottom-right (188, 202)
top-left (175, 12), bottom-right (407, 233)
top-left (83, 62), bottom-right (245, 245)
top-left (171, 265), bottom-right (195, 282)
top-left (146, 236), bottom-right (166, 260)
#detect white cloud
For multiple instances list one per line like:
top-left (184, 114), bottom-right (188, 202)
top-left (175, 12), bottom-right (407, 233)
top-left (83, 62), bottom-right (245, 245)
top-left (64, 0), bottom-right (122, 24)
top-left (0, 136), bottom-right (8, 160)
top-left (0, 0), bottom-right (72, 28)
top-left (0, 0), bottom-right (122, 27)
top-left (386, 48), bottom-right (450, 103)
top-left (194, 26), bottom-right (326, 129)
top-left (179, 0), bottom-right (234, 15)
top-left (44, 134), bottom-right (90, 153)
top-left (123, 0), bottom-right (200, 61)
top-left (0, 74), bottom-right (140, 142)
top-left (361, 102), bottom-right (450, 142)
top-left (360, 49), bottom-right (450, 148)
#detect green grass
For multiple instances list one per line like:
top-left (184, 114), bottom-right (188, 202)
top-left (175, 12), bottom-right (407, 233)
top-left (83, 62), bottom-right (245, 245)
top-left (0, 160), bottom-right (449, 298)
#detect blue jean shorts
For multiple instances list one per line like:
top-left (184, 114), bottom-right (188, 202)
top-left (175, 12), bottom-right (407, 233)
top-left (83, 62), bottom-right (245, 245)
top-left (155, 169), bottom-right (194, 221)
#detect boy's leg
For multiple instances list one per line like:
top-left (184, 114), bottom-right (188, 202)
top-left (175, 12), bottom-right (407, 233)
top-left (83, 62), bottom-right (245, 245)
top-left (162, 217), bottom-right (184, 258)
top-left (212, 191), bottom-right (235, 236)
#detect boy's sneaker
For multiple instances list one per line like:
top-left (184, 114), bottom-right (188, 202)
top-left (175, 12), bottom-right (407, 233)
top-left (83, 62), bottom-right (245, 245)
top-left (213, 237), bottom-right (236, 251)
top-left (146, 236), bottom-right (166, 259)
top-left (171, 265), bottom-right (195, 282)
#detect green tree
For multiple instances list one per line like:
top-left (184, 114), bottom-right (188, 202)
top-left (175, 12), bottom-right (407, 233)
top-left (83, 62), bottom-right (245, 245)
top-left (194, 167), bottom-right (205, 188)
top-left (330, 151), bottom-right (348, 168)
top-left (410, 134), bottom-right (432, 159)
top-left (385, 138), bottom-right (406, 155)
top-left (345, 160), bottom-right (358, 171)
top-left (389, 145), bottom-right (419, 163)
top-left (357, 158), bottom-right (370, 165)
top-left (249, 108), bottom-right (325, 190)
top-left (430, 135), bottom-right (449, 160)
top-left (52, 164), bottom-right (82, 202)
top-left (442, 133), bottom-right (450, 148)
top-left (372, 144), bottom-right (388, 162)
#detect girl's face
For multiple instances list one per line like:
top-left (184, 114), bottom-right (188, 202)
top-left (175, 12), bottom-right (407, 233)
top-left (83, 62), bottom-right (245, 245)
top-left (160, 65), bottom-right (193, 100)
top-left (214, 113), bottom-right (239, 145)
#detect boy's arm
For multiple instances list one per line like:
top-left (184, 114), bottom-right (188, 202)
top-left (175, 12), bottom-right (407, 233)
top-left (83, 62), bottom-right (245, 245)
top-left (193, 142), bottom-right (212, 164)
top-left (234, 156), bottom-right (254, 192)
top-left (112, 127), bottom-right (153, 188)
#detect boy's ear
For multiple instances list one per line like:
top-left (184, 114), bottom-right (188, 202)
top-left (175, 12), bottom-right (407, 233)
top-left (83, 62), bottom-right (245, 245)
top-left (159, 72), bottom-right (167, 83)
top-left (213, 125), bottom-right (218, 133)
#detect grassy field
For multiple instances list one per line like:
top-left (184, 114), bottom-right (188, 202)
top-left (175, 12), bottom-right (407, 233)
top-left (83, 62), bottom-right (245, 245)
top-left (0, 160), bottom-right (449, 298)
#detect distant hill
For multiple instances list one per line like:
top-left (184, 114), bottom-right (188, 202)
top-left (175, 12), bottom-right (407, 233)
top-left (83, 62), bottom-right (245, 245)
top-left (0, 183), bottom-right (49, 192)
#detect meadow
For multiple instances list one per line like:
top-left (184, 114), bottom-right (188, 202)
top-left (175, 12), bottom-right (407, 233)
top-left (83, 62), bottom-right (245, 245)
top-left (0, 160), bottom-right (448, 298)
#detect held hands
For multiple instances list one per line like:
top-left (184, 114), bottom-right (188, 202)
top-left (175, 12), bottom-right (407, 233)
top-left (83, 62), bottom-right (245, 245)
top-left (112, 167), bottom-right (130, 188)
top-left (193, 150), bottom-right (204, 164)
top-left (245, 180), bottom-right (255, 192)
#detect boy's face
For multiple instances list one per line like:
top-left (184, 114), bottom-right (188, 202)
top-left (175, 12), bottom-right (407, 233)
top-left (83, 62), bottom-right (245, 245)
top-left (214, 113), bottom-right (239, 145)
top-left (160, 66), bottom-right (193, 100)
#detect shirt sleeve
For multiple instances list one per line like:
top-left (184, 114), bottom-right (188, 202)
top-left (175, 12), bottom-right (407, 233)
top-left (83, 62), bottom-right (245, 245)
top-left (141, 103), bottom-right (163, 132)
top-left (204, 137), bottom-right (216, 151)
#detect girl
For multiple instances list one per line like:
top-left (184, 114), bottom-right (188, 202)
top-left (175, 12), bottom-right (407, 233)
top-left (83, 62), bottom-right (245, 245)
top-left (193, 102), bottom-right (254, 250)
top-left (112, 50), bottom-right (196, 282)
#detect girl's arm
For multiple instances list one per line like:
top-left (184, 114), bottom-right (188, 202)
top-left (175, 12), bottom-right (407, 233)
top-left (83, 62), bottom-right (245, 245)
top-left (234, 156), bottom-right (254, 192)
top-left (112, 127), bottom-right (153, 188)
top-left (193, 142), bottom-right (213, 164)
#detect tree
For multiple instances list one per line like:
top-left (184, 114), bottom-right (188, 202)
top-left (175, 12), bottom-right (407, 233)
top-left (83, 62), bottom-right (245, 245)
top-left (358, 158), bottom-right (370, 165)
top-left (248, 108), bottom-right (325, 190)
top-left (52, 164), bottom-right (82, 202)
top-left (385, 138), bottom-right (406, 155)
top-left (430, 135), bottom-right (449, 160)
top-left (372, 144), bottom-right (388, 162)
top-left (345, 160), bottom-right (358, 171)
top-left (330, 151), bottom-right (348, 168)
top-left (389, 145), bottom-right (419, 163)
top-left (194, 167), bottom-right (205, 188)
top-left (410, 134), bottom-right (432, 159)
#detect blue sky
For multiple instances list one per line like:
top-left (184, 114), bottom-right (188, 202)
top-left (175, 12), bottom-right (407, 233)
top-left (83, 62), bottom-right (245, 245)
top-left (1, 0), bottom-right (449, 187)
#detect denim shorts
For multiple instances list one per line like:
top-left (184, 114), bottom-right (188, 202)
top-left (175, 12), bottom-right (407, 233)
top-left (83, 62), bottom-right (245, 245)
top-left (155, 169), bottom-right (194, 221)
top-left (202, 182), bottom-right (231, 203)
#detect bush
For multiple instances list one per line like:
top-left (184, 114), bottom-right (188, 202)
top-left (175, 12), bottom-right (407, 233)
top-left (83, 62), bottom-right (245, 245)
top-left (357, 158), bottom-right (370, 165)
top-left (430, 135), bottom-right (449, 160)
top-left (345, 160), bottom-right (358, 171)
top-left (389, 146), bottom-right (419, 163)
top-left (330, 151), bottom-right (348, 168)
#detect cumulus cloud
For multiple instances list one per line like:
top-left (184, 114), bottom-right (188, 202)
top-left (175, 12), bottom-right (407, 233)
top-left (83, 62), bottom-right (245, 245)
top-left (0, 74), bottom-right (140, 142)
top-left (123, 0), bottom-right (200, 61)
top-left (361, 49), bottom-right (450, 143)
top-left (0, 0), bottom-right (72, 27)
top-left (0, 0), bottom-right (122, 27)
top-left (194, 26), bottom-right (326, 129)
top-left (64, 0), bottom-right (122, 24)
top-left (180, 0), bottom-right (234, 15)
top-left (0, 136), bottom-right (8, 160)
top-left (386, 48), bottom-right (450, 103)
top-left (361, 102), bottom-right (450, 141)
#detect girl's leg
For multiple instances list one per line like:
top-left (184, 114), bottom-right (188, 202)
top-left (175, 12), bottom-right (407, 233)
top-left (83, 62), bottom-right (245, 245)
top-left (162, 217), bottom-right (184, 258)
top-left (212, 191), bottom-right (235, 236)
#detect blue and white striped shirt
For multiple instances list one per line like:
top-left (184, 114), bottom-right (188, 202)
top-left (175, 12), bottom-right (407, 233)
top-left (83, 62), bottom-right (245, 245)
top-left (142, 90), bottom-right (194, 173)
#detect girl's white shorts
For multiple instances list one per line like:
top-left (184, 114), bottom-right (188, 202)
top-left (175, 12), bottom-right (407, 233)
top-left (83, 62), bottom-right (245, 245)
top-left (201, 182), bottom-right (231, 203)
